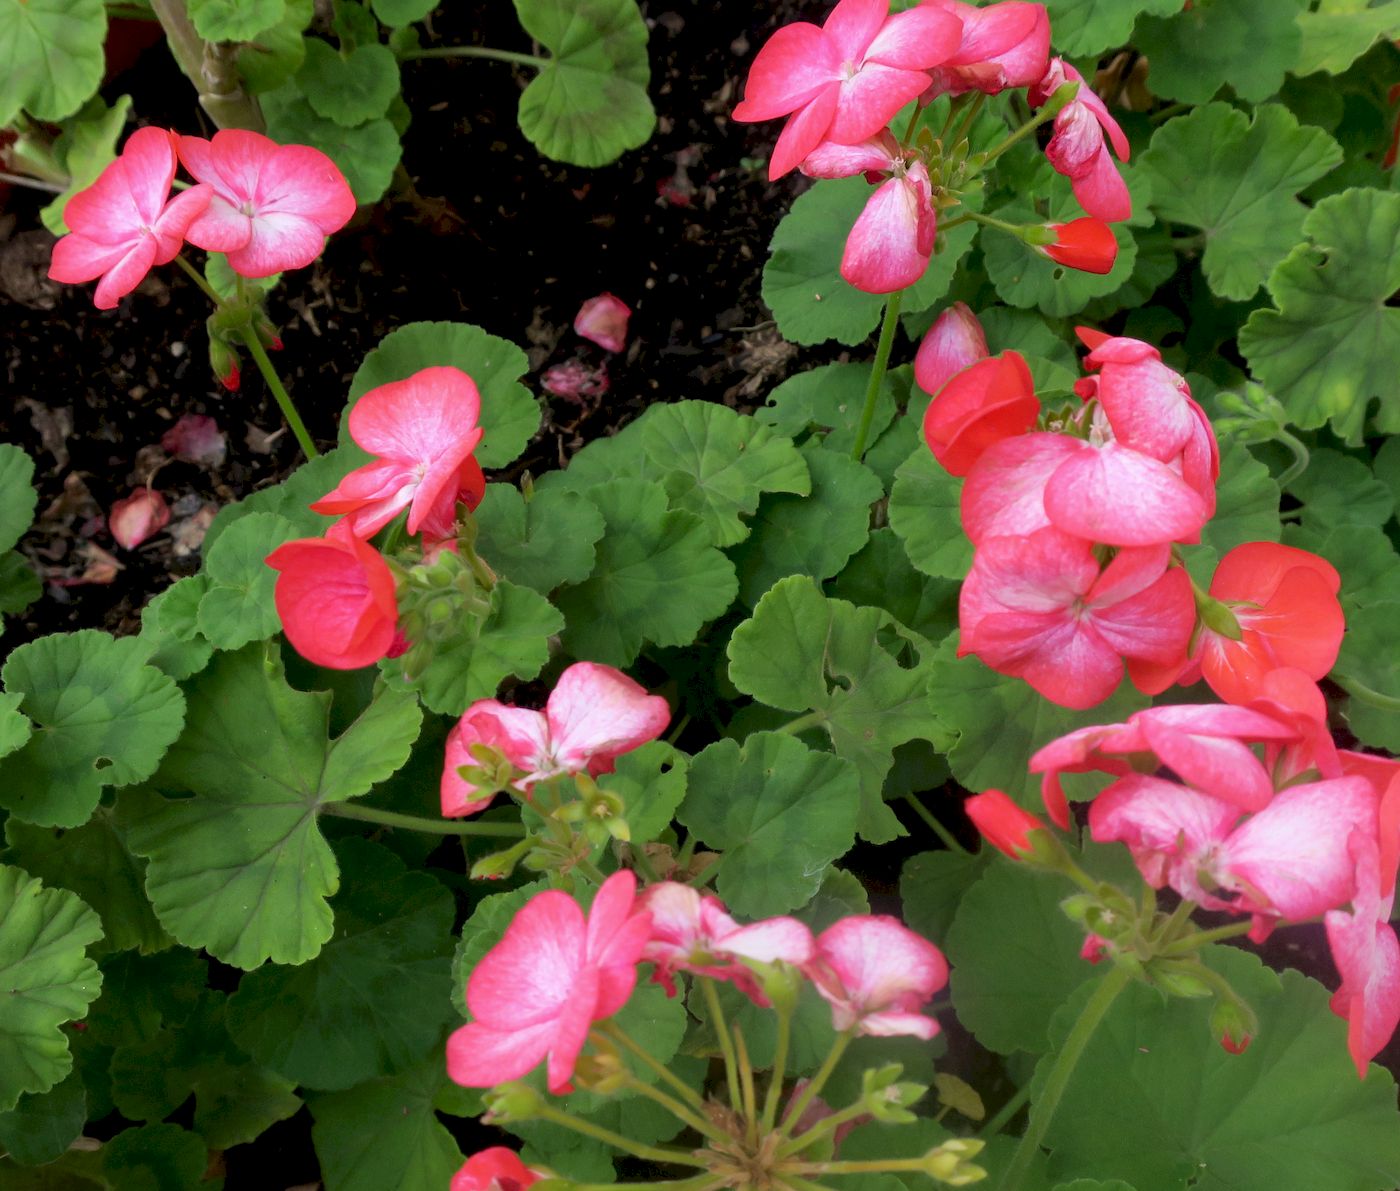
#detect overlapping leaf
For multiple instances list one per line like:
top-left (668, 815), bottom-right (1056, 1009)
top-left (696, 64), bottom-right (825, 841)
top-left (298, 39), bottom-right (399, 127)
top-left (474, 484), bottom-right (606, 593)
top-left (0, 0), bottom-right (106, 124)
top-left (1296, 0), bottom-right (1400, 75)
top-left (1042, 0), bottom-right (1182, 54)
top-left (887, 446), bottom-right (972, 582)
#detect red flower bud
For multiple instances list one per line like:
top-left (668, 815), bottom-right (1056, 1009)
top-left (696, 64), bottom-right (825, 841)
top-left (1039, 218), bottom-right (1118, 275)
top-left (965, 789), bottom-right (1047, 860)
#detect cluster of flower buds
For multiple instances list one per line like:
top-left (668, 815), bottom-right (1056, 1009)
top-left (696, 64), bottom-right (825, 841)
top-left (733, 0), bottom-right (1129, 292)
top-left (266, 366), bottom-right (487, 670)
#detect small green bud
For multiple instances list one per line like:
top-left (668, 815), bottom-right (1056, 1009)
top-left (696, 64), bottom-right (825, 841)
top-left (483, 1081), bottom-right (545, 1123)
top-left (1151, 958), bottom-right (1215, 999)
top-left (923, 1138), bottom-right (987, 1185)
top-left (470, 837), bottom-right (535, 881)
top-left (753, 960), bottom-right (804, 1016)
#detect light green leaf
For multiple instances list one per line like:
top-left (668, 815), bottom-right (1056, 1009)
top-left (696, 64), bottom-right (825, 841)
top-left (372, 0), bottom-right (436, 24)
top-left (382, 578), bottom-right (563, 716)
top-left (0, 551), bottom-right (41, 625)
top-left (226, 840), bottom-right (454, 1091)
top-left (202, 448), bottom-right (351, 554)
top-left (757, 362), bottom-right (899, 456)
top-left (900, 848), bottom-right (989, 944)
top-left (188, 0), bottom-right (284, 41)
top-left (1142, 103), bottom-right (1342, 301)
top-left (679, 733), bottom-right (860, 918)
top-left (512, 0), bottom-right (654, 167)
top-left (594, 741), bottom-right (687, 846)
top-left (556, 478), bottom-right (738, 668)
top-left (262, 87), bottom-right (400, 203)
top-left (0, 1070), bottom-right (86, 1167)
top-left (1239, 188), bottom-right (1400, 443)
top-left (451, 880), bottom-right (549, 1017)
top-left (195, 511), bottom-right (298, 650)
top-left (126, 647), bottom-right (422, 968)
top-left (39, 94), bottom-right (132, 236)
top-left (733, 443), bottom-right (882, 606)
top-left (1042, 947), bottom-right (1400, 1190)
top-left (1042, 0), bottom-right (1181, 54)
top-left (0, 691), bottom-right (32, 760)
top-left (0, 631), bottom-right (186, 828)
top-left (237, 0), bottom-right (313, 93)
top-left (309, 1060), bottom-right (465, 1191)
top-left (796, 866), bottom-right (871, 934)
top-left (728, 575), bottom-right (932, 843)
top-left (474, 483), bottom-right (605, 593)
top-left (0, 0), bottom-right (106, 124)
top-left (138, 576), bottom-right (215, 682)
top-left (298, 38), bottom-right (400, 127)
top-left (887, 445), bottom-right (972, 581)
top-left (346, 321), bottom-right (541, 470)
top-left (1133, 0), bottom-right (1307, 104)
top-left (0, 865), bottom-right (103, 1112)
top-left (0, 444), bottom-right (38, 555)
top-left (1297, 0), bottom-right (1400, 75)
top-left (1289, 448), bottom-right (1394, 530)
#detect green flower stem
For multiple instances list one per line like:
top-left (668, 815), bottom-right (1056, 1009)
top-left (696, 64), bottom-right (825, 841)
top-left (322, 803), bottom-right (527, 837)
top-left (1272, 428), bottom-right (1311, 488)
top-left (600, 1021), bottom-right (710, 1116)
top-left (1334, 672), bottom-right (1400, 714)
top-left (776, 1099), bottom-right (869, 1159)
top-left (0, 170), bottom-right (65, 194)
top-left (623, 1069), bottom-right (729, 1145)
top-left (399, 45), bottom-right (549, 67)
top-left (946, 92), bottom-right (987, 149)
top-left (965, 210), bottom-right (1031, 238)
top-left (1159, 919), bottom-right (1255, 956)
top-left (237, 324), bottom-right (319, 461)
top-left (735, 1025), bottom-right (759, 1145)
top-left (978, 1081), bottom-right (1033, 1140)
top-left (778, 1176), bottom-right (840, 1191)
top-left (1151, 898), bottom-right (1197, 946)
top-left (701, 976), bottom-right (745, 1115)
top-left (850, 290), bottom-right (904, 461)
top-left (977, 93), bottom-right (1070, 169)
top-left (574, 853), bottom-right (609, 886)
top-left (777, 1031), bottom-right (852, 1139)
top-left (997, 962), bottom-right (1134, 1191)
top-left (776, 710), bottom-right (827, 736)
top-left (172, 253), bottom-right (224, 305)
top-left (628, 840), bottom-right (663, 884)
top-left (903, 792), bottom-right (969, 855)
top-left (531, 1101), bottom-right (708, 1169)
top-left (901, 102), bottom-right (924, 144)
top-left (761, 992), bottom-right (794, 1132)
top-left (783, 1157), bottom-right (941, 1175)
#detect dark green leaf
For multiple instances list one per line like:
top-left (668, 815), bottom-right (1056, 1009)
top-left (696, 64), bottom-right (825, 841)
top-left (474, 483), bottom-right (605, 593)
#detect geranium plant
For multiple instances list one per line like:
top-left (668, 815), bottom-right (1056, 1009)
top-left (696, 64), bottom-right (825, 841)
top-left (3, 0), bottom-right (1400, 1188)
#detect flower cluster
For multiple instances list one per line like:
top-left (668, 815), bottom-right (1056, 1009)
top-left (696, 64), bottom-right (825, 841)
top-left (48, 127), bottom-right (355, 309)
top-left (267, 366), bottom-right (487, 669)
top-left (448, 870), bottom-right (950, 1094)
top-left (732, 0), bottom-right (1130, 292)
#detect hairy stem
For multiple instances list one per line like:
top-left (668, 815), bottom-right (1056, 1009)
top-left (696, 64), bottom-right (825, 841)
top-left (702, 977), bottom-right (744, 1114)
top-left (323, 803), bottom-right (527, 837)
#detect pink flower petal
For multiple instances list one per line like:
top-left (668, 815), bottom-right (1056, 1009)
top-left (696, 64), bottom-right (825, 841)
top-left (840, 167), bottom-right (934, 294)
top-left (829, 64), bottom-right (933, 144)
top-left (863, 5), bottom-right (964, 70)
top-left (961, 433), bottom-right (1079, 545)
top-left (823, 0), bottom-right (887, 62)
top-left (545, 662), bottom-right (671, 775)
top-left (185, 195), bottom-right (255, 255)
top-left (1045, 443), bottom-right (1209, 546)
top-left (769, 85), bottom-right (841, 179)
top-left (733, 23), bottom-right (839, 122)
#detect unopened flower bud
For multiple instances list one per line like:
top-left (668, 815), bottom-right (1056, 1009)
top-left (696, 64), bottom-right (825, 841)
top-left (964, 790), bottom-right (1047, 861)
top-left (753, 960), bottom-right (804, 1016)
top-left (1036, 218), bottom-right (1118, 275)
top-left (1210, 995), bottom-right (1257, 1056)
top-left (922, 1138), bottom-right (987, 1185)
top-left (862, 1063), bottom-right (927, 1123)
top-left (1151, 958), bottom-right (1215, 999)
top-left (914, 302), bottom-right (988, 397)
top-left (471, 837), bottom-right (535, 881)
top-left (482, 1082), bottom-right (545, 1123)
top-left (573, 1043), bottom-right (627, 1094)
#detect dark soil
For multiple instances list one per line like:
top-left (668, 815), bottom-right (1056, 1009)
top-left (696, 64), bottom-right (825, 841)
top-left (0, 0), bottom-right (817, 649)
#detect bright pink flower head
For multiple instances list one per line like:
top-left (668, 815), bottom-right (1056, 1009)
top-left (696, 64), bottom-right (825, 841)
top-left (265, 521), bottom-right (399, 670)
top-left (178, 130), bottom-right (355, 278)
top-left (447, 870), bottom-right (652, 1093)
top-left (733, 0), bottom-right (965, 179)
top-left (842, 159), bottom-right (936, 293)
top-left (914, 302), bottom-right (989, 397)
top-left (958, 529), bottom-right (1195, 710)
top-left (808, 915), bottom-right (948, 1039)
top-left (965, 789), bottom-right (1047, 860)
top-left (451, 1148), bottom-right (541, 1191)
top-left (920, 0), bottom-right (1050, 95)
top-left (921, 351), bottom-right (1038, 477)
top-left (638, 882), bottom-right (814, 1003)
top-left (440, 662), bottom-right (671, 817)
top-left (574, 293), bottom-right (632, 353)
top-left (1030, 60), bottom-right (1131, 223)
top-left (49, 127), bottom-right (211, 310)
top-left (109, 487), bottom-right (171, 550)
top-left (1039, 219), bottom-right (1117, 275)
top-left (311, 366), bottom-right (485, 539)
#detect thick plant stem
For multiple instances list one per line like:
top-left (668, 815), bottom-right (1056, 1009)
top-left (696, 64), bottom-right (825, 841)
top-left (323, 803), bottom-right (527, 837)
top-left (625, 1072), bottom-right (728, 1144)
top-left (237, 324), bottom-right (319, 460)
top-left (702, 977), bottom-right (745, 1115)
top-left (998, 963), bottom-right (1133, 1191)
top-left (850, 291), bottom-right (904, 461)
top-left (978, 1081), bottom-right (1033, 1140)
top-left (148, 0), bottom-right (264, 130)
top-left (1159, 919), bottom-right (1255, 956)
top-left (776, 710), bottom-right (827, 736)
top-left (399, 45), bottom-right (549, 67)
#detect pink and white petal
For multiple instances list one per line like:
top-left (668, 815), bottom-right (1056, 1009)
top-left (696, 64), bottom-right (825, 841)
top-left (1089, 565), bottom-right (1195, 666)
top-left (446, 1018), bottom-right (558, 1087)
top-left (184, 196), bottom-right (255, 254)
top-left (961, 433), bottom-right (1080, 545)
top-left (822, 0), bottom-right (888, 62)
top-left (407, 432), bottom-right (486, 535)
top-left (1089, 773), bottom-right (1239, 887)
top-left (733, 23), bottom-right (840, 122)
top-left (175, 135), bottom-right (221, 191)
top-left (440, 716), bottom-right (503, 818)
top-left (840, 175), bottom-right (931, 294)
top-left (816, 916), bottom-right (948, 1011)
top-left (719, 917), bottom-right (816, 967)
top-left (1138, 720), bottom-right (1275, 812)
top-left (856, 1010), bottom-right (941, 1039)
top-left (117, 126), bottom-right (181, 226)
top-left (801, 135), bottom-right (898, 178)
top-left (228, 211), bottom-right (328, 277)
top-left (91, 238), bottom-right (160, 310)
top-left (990, 614), bottom-right (1125, 710)
top-left (1071, 145), bottom-right (1132, 222)
top-left (349, 366), bottom-right (483, 465)
top-left (49, 233), bottom-right (133, 285)
top-left (467, 890), bottom-right (584, 1026)
top-left (546, 965), bottom-right (600, 1093)
top-left (546, 663), bottom-right (671, 774)
top-left (769, 86), bottom-right (842, 179)
top-left (585, 870), bottom-right (640, 963)
top-left (199, 129), bottom-right (275, 202)
top-left (149, 184), bottom-right (214, 263)
top-left (1328, 907), bottom-right (1400, 1078)
top-left (965, 527), bottom-right (1098, 615)
top-left (1097, 358), bottom-right (1195, 462)
top-left (863, 5), bottom-right (965, 70)
top-left (829, 65), bottom-right (934, 144)
top-left (468, 704), bottom-right (553, 775)
top-left (255, 143), bottom-right (356, 232)
top-left (593, 914), bottom-right (652, 1018)
top-left (1045, 444), bottom-right (1209, 546)
top-left (1085, 544), bottom-right (1171, 607)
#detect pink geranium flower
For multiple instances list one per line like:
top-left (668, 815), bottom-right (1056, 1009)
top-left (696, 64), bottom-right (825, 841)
top-left (1038, 219), bottom-right (1117, 274)
top-left (441, 662), bottom-right (670, 817)
top-left (447, 870), bottom-right (652, 1093)
top-left (921, 351), bottom-right (1038, 477)
top-left (1075, 330), bottom-right (1200, 463)
top-left (965, 789), bottom-right (1048, 860)
top-left (921, 0), bottom-right (1050, 95)
top-left (807, 915), bottom-right (948, 1039)
top-left (451, 1148), bottom-right (541, 1191)
top-left (1030, 59), bottom-right (1131, 223)
top-left (733, 0), bottom-right (965, 179)
top-left (312, 366), bottom-right (485, 539)
top-left (48, 127), bottom-right (211, 310)
top-left (265, 521), bottom-right (399, 670)
top-left (178, 130), bottom-right (355, 278)
top-left (958, 529), bottom-right (1194, 710)
top-left (638, 882), bottom-right (814, 1003)
top-left (913, 302), bottom-right (989, 397)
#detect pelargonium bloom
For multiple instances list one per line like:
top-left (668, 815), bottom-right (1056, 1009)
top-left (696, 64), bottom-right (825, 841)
top-left (1075, 329), bottom-right (1202, 464)
top-left (639, 882), bottom-right (814, 1003)
top-left (807, 915), bottom-right (948, 1039)
top-left (178, 130), bottom-right (355, 278)
top-left (921, 351), bottom-right (1038, 477)
top-left (913, 301), bottom-right (988, 397)
top-left (574, 293), bottom-right (631, 353)
top-left (265, 521), bottom-right (399, 670)
top-left (451, 1148), bottom-right (541, 1191)
top-left (441, 662), bottom-right (670, 817)
top-left (447, 870), bottom-right (652, 1093)
top-left (1037, 219), bottom-right (1117, 274)
top-left (48, 126), bottom-right (211, 310)
top-left (920, 0), bottom-right (1050, 95)
top-left (1030, 59), bottom-right (1131, 222)
top-left (965, 789), bottom-right (1047, 860)
top-left (732, 0), bottom-right (965, 179)
top-left (311, 366), bottom-right (485, 539)
top-left (958, 529), bottom-right (1195, 710)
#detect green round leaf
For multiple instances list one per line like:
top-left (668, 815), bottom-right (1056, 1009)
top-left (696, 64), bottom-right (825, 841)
top-left (513, 0), bottom-right (654, 167)
top-left (474, 484), bottom-right (606, 594)
top-left (196, 512), bottom-right (299, 650)
top-left (298, 38), bottom-right (400, 127)
top-left (831, 527), bottom-right (960, 645)
top-left (982, 201), bottom-right (1138, 316)
top-left (0, 691), bottom-right (32, 760)
top-left (1288, 448), bottom-right (1394, 530)
top-left (372, 0), bottom-right (436, 25)
top-left (138, 576), bottom-right (216, 682)
top-left (0, 865), bottom-right (103, 1112)
top-left (0, 444), bottom-right (38, 556)
top-left (237, 0), bottom-right (313, 93)
top-left (757, 362), bottom-right (899, 456)
top-left (187, 0), bottom-right (284, 42)
top-left (0, 632), bottom-right (186, 828)
top-left (0, 1070), bottom-right (86, 1167)
top-left (0, 0), bottom-right (106, 124)
top-left (101, 1123), bottom-right (209, 1191)
top-left (887, 445), bottom-right (972, 582)
top-left (1296, 1), bottom-right (1400, 76)
top-left (346, 321), bottom-right (541, 470)
top-left (1042, 0), bottom-right (1181, 55)
top-left (678, 732), bottom-right (861, 918)
top-left (262, 88), bottom-right (400, 204)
